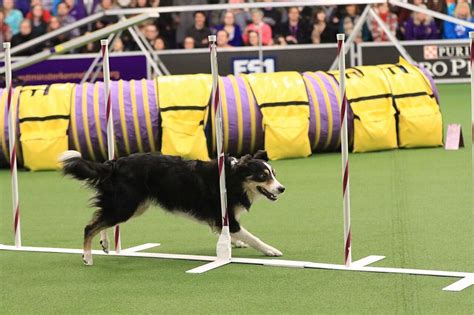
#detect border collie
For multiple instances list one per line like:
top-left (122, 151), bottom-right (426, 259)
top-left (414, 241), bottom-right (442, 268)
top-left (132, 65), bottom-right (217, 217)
top-left (60, 150), bottom-right (285, 265)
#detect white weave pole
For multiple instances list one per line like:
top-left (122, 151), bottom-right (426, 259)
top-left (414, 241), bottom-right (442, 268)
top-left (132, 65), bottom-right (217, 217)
top-left (470, 32), bottom-right (474, 148)
top-left (100, 39), bottom-right (121, 253)
top-left (337, 33), bottom-right (351, 267)
top-left (209, 35), bottom-right (232, 260)
top-left (3, 42), bottom-right (21, 248)
top-left (258, 23), bottom-right (264, 73)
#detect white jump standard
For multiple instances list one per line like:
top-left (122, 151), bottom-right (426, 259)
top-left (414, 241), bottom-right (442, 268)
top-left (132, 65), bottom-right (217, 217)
top-left (100, 39), bottom-right (122, 254)
top-left (3, 42), bottom-right (21, 248)
top-left (0, 36), bottom-right (472, 291)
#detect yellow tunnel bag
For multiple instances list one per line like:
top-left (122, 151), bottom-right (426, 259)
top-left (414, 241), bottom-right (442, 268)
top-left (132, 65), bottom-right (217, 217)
top-left (158, 74), bottom-right (211, 161)
top-left (246, 72), bottom-right (311, 160)
top-left (19, 84), bottom-right (73, 170)
top-left (336, 66), bottom-right (398, 153)
top-left (380, 58), bottom-right (443, 148)
top-left (353, 106), bottom-right (398, 153)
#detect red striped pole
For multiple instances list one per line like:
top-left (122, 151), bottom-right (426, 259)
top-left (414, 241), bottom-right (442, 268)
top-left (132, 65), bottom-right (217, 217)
top-left (209, 35), bottom-right (231, 260)
top-left (101, 40), bottom-right (121, 253)
top-left (337, 33), bottom-right (351, 267)
top-left (469, 32), bottom-right (474, 152)
top-left (3, 42), bottom-right (21, 248)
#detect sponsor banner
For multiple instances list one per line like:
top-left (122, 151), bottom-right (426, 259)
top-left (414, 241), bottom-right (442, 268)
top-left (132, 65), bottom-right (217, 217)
top-left (359, 40), bottom-right (471, 82)
top-left (1, 44), bottom-right (352, 86)
top-left (157, 44), bottom-right (349, 75)
top-left (2, 53), bottom-right (148, 86)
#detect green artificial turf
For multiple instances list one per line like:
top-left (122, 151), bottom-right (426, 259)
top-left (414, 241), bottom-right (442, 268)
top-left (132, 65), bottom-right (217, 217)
top-left (0, 84), bottom-right (473, 314)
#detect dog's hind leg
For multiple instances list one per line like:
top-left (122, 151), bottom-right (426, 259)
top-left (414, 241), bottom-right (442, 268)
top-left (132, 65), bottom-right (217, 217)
top-left (99, 229), bottom-right (110, 254)
top-left (83, 213), bottom-right (110, 266)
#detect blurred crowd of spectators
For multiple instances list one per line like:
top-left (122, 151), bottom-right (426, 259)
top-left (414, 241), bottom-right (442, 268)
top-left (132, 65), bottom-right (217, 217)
top-left (0, 0), bottom-right (473, 55)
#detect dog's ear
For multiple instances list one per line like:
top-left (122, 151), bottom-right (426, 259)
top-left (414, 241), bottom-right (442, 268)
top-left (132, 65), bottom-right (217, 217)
top-left (253, 150), bottom-right (268, 161)
top-left (236, 154), bottom-right (252, 166)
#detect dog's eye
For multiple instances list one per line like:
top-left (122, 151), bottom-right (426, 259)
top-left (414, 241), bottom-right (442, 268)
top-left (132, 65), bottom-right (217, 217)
top-left (258, 173), bottom-right (267, 180)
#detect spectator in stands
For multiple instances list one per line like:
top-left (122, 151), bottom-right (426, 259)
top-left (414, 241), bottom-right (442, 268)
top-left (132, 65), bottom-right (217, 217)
top-left (246, 29), bottom-right (259, 47)
top-left (153, 37), bottom-right (166, 50)
top-left (276, 7), bottom-right (311, 45)
top-left (11, 19), bottom-right (40, 54)
top-left (403, 4), bottom-right (439, 40)
top-left (113, 37), bottom-right (125, 52)
top-left (44, 16), bottom-right (69, 48)
top-left (228, 0), bottom-right (250, 31)
top-left (311, 8), bottom-right (336, 44)
top-left (143, 23), bottom-right (159, 44)
top-left (80, 31), bottom-right (99, 53)
top-left (183, 36), bottom-right (195, 49)
top-left (395, 0), bottom-right (423, 29)
top-left (243, 9), bottom-right (272, 46)
top-left (215, 11), bottom-right (243, 47)
top-left (57, 2), bottom-right (79, 37)
top-left (134, 0), bottom-right (149, 8)
top-left (153, 0), bottom-right (176, 48)
top-left (26, 0), bottom-right (51, 22)
top-left (174, 0), bottom-right (207, 46)
top-left (368, 3), bottom-right (398, 42)
top-left (15, 0), bottom-right (31, 16)
top-left (185, 11), bottom-right (211, 48)
top-left (261, 0), bottom-right (281, 33)
top-left (443, 2), bottom-right (474, 39)
top-left (3, 0), bottom-right (23, 35)
top-left (62, 0), bottom-right (87, 21)
top-left (94, 0), bottom-right (118, 30)
top-left (28, 4), bottom-right (48, 36)
top-left (339, 4), bottom-right (370, 43)
top-left (216, 29), bottom-right (231, 48)
top-left (0, 9), bottom-right (12, 45)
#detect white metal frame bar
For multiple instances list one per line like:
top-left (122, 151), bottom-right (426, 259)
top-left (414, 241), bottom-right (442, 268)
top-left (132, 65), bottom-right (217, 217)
top-left (0, 13), bottom-right (158, 74)
top-left (0, 12), bottom-right (105, 59)
top-left (368, 7), bottom-right (415, 64)
top-left (329, 4), bottom-right (371, 71)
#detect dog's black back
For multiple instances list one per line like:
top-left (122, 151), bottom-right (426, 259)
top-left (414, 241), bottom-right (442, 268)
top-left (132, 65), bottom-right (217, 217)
top-left (62, 151), bottom-right (271, 233)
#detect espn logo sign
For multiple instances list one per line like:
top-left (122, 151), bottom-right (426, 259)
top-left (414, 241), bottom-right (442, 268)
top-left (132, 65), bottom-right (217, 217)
top-left (232, 57), bottom-right (275, 75)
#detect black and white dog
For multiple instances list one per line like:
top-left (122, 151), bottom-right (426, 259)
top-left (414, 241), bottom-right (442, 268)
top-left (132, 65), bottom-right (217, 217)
top-left (60, 150), bottom-right (285, 265)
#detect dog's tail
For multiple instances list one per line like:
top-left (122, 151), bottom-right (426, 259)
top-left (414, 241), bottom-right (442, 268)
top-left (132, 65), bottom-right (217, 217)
top-left (59, 151), bottom-right (111, 186)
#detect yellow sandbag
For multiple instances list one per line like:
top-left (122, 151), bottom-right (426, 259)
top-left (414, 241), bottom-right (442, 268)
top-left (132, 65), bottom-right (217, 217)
top-left (19, 84), bottom-right (72, 170)
top-left (158, 74), bottom-right (211, 160)
top-left (332, 66), bottom-right (398, 153)
top-left (0, 87), bottom-right (23, 165)
top-left (379, 58), bottom-right (443, 148)
top-left (246, 71), bottom-right (311, 160)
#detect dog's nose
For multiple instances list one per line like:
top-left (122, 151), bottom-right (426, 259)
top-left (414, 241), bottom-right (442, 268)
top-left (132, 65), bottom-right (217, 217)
top-left (278, 186), bottom-right (285, 193)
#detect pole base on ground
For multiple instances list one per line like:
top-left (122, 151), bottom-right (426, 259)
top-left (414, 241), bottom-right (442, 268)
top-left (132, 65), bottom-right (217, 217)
top-left (0, 244), bottom-right (471, 292)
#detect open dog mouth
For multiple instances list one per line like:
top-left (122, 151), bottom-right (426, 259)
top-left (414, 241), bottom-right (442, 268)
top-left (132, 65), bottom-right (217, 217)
top-left (257, 186), bottom-right (278, 201)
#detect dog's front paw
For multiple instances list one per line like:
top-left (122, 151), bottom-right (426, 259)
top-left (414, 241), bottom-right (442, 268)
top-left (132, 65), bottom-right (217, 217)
top-left (233, 240), bottom-right (249, 248)
top-left (82, 252), bottom-right (93, 266)
top-left (100, 239), bottom-right (109, 254)
top-left (262, 246), bottom-right (283, 257)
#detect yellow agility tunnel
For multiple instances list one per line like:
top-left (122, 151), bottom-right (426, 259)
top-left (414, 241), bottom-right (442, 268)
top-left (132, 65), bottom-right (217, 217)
top-left (0, 60), bottom-right (442, 169)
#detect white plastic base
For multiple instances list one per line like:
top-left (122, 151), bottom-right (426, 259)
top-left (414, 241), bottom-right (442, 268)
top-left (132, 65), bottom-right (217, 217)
top-left (0, 244), bottom-right (472, 291)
